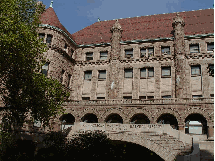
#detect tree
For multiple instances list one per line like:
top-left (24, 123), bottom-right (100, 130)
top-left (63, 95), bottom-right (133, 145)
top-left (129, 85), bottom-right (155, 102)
top-left (0, 0), bottom-right (69, 138)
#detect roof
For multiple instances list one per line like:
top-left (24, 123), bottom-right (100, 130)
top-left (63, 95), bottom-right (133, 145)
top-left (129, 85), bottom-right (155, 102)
top-left (40, 7), bottom-right (214, 46)
top-left (72, 9), bottom-right (214, 45)
top-left (40, 7), bottom-right (75, 43)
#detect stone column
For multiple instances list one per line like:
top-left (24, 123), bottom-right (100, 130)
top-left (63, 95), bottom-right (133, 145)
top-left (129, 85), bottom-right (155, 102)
top-left (107, 20), bottom-right (123, 99)
top-left (91, 68), bottom-right (97, 100)
top-left (172, 13), bottom-right (189, 98)
top-left (132, 67), bottom-right (139, 99)
top-left (154, 64), bottom-right (161, 98)
top-left (207, 125), bottom-right (214, 140)
top-left (202, 63), bottom-right (210, 97)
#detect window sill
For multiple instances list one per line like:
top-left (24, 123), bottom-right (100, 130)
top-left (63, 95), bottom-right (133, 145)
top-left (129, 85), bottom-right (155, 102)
top-left (191, 74), bottom-right (201, 77)
top-left (161, 76), bottom-right (171, 78)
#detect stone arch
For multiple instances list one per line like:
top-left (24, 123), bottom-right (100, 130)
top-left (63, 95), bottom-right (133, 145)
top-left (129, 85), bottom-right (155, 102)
top-left (156, 113), bottom-right (179, 130)
top-left (102, 108), bottom-right (126, 123)
top-left (130, 113), bottom-right (150, 124)
top-left (126, 108), bottom-right (152, 124)
top-left (78, 107), bottom-right (101, 122)
top-left (184, 113), bottom-right (207, 135)
top-left (81, 113), bottom-right (98, 123)
top-left (108, 132), bottom-right (176, 161)
top-left (59, 113), bottom-right (75, 130)
top-left (152, 108), bottom-right (181, 125)
top-left (182, 107), bottom-right (212, 124)
top-left (105, 113), bottom-right (123, 123)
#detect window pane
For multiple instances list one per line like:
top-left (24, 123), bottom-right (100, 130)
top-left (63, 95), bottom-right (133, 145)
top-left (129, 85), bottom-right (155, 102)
top-left (99, 70), bottom-right (106, 79)
top-left (148, 68), bottom-right (154, 77)
top-left (207, 43), bottom-right (214, 51)
top-left (148, 48), bottom-right (154, 56)
top-left (191, 66), bottom-right (201, 75)
top-left (97, 97), bottom-right (105, 99)
top-left (190, 45), bottom-right (199, 53)
top-left (139, 96), bottom-right (146, 99)
top-left (85, 71), bottom-right (92, 79)
top-left (39, 33), bottom-right (45, 42)
top-left (147, 96), bottom-right (154, 99)
top-left (46, 35), bottom-right (52, 44)
top-left (82, 97), bottom-right (90, 100)
top-left (140, 49), bottom-right (146, 57)
top-left (42, 62), bottom-right (49, 76)
top-left (86, 52), bottom-right (93, 60)
top-left (140, 68), bottom-right (146, 77)
top-left (123, 96), bottom-right (132, 99)
top-left (162, 67), bottom-right (171, 76)
top-left (100, 52), bottom-right (108, 60)
top-left (161, 47), bottom-right (170, 54)
top-left (125, 50), bottom-right (133, 57)
top-left (125, 69), bottom-right (133, 78)
top-left (162, 95), bottom-right (171, 98)
top-left (192, 95), bottom-right (202, 98)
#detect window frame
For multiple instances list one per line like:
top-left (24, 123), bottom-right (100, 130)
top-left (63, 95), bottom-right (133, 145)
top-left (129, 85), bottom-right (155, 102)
top-left (41, 62), bottom-right (49, 76)
top-left (84, 71), bottom-right (92, 80)
top-left (162, 95), bottom-right (171, 98)
top-left (98, 70), bottom-right (106, 80)
top-left (191, 65), bottom-right (201, 76)
top-left (207, 42), bottom-right (214, 52)
top-left (161, 66), bottom-right (171, 78)
top-left (100, 51), bottom-right (108, 60)
top-left (39, 33), bottom-right (45, 42)
top-left (46, 34), bottom-right (53, 44)
top-left (161, 46), bottom-right (171, 55)
top-left (124, 68), bottom-right (133, 78)
top-left (140, 47), bottom-right (154, 57)
top-left (125, 49), bottom-right (133, 58)
top-left (123, 96), bottom-right (132, 99)
top-left (189, 44), bottom-right (199, 53)
top-left (82, 97), bottom-right (90, 100)
top-left (140, 67), bottom-right (154, 78)
top-left (86, 52), bottom-right (93, 61)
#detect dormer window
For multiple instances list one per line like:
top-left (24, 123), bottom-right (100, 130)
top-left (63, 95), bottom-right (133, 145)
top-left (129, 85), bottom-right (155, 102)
top-left (189, 44), bottom-right (199, 53)
top-left (46, 34), bottom-right (52, 44)
top-left (207, 42), bottom-right (214, 52)
top-left (86, 52), bottom-right (93, 61)
top-left (100, 51), bottom-right (108, 60)
top-left (161, 46), bottom-right (170, 55)
top-left (125, 49), bottom-right (133, 58)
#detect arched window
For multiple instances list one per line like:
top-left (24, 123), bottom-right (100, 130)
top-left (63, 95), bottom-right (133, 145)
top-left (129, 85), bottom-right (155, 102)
top-left (105, 114), bottom-right (123, 123)
top-left (157, 113), bottom-right (178, 130)
top-left (81, 114), bottom-right (98, 123)
top-left (60, 114), bottom-right (75, 130)
top-left (130, 114), bottom-right (150, 124)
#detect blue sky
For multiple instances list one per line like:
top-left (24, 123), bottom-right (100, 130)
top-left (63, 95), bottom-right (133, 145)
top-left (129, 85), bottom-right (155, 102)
top-left (39, 0), bottom-right (214, 34)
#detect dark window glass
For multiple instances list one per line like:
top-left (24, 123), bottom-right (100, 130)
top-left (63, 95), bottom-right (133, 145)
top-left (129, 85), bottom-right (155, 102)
top-left (191, 65), bottom-right (201, 75)
top-left (84, 71), bottom-right (92, 80)
top-left (46, 35), bottom-right (52, 44)
top-left (162, 67), bottom-right (171, 77)
top-left (124, 69), bottom-right (133, 78)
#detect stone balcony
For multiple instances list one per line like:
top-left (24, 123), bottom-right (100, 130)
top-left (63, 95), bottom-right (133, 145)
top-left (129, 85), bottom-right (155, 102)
top-left (65, 98), bottom-right (214, 106)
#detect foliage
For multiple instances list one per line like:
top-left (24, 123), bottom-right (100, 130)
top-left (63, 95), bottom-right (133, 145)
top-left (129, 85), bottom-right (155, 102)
top-left (0, 0), bottom-right (69, 135)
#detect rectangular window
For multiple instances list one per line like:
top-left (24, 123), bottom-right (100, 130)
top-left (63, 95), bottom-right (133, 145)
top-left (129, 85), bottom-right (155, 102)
top-left (140, 48), bottom-right (154, 57)
top-left (124, 69), bottom-right (133, 78)
top-left (84, 71), bottom-right (92, 80)
top-left (210, 94), bottom-right (214, 97)
top-left (60, 69), bottom-right (65, 83)
top-left (86, 52), bottom-right (93, 61)
top-left (125, 49), bottom-right (133, 58)
top-left (98, 70), bottom-right (106, 79)
top-left (97, 97), bottom-right (105, 99)
top-left (191, 65), bottom-right (201, 75)
top-left (162, 95), bottom-right (171, 98)
top-left (192, 95), bottom-right (202, 98)
top-left (161, 46), bottom-right (170, 55)
top-left (139, 96), bottom-right (146, 99)
top-left (189, 44), bottom-right (199, 53)
top-left (147, 96), bottom-right (154, 99)
top-left (41, 62), bottom-right (49, 76)
top-left (140, 68), bottom-right (146, 78)
top-left (208, 64), bottom-right (214, 76)
top-left (140, 68), bottom-right (154, 78)
top-left (207, 42), bottom-right (214, 52)
top-left (161, 67), bottom-right (171, 77)
top-left (39, 33), bottom-right (45, 42)
top-left (123, 96), bottom-right (132, 99)
top-left (100, 51), bottom-right (108, 60)
top-left (148, 48), bottom-right (154, 57)
top-left (148, 68), bottom-right (154, 77)
top-left (64, 43), bottom-right (67, 49)
top-left (140, 49), bottom-right (146, 57)
top-left (46, 34), bottom-right (52, 44)
top-left (82, 97), bottom-right (90, 100)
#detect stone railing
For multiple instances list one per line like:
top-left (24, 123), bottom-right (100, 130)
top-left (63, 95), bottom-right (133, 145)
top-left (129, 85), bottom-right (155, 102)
top-left (71, 122), bottom-right (193, 145)
top-left (65, 98), bottom-right (214, 106)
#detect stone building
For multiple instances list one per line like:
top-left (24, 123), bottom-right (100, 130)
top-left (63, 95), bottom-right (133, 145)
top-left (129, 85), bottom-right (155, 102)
top-left (37, 2), bottom-right (214, 145)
